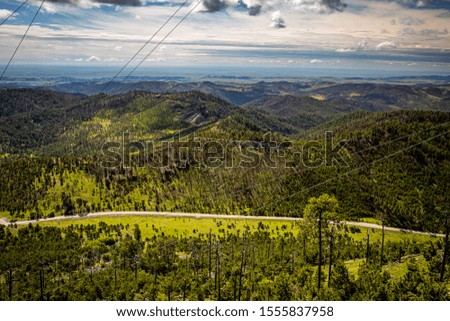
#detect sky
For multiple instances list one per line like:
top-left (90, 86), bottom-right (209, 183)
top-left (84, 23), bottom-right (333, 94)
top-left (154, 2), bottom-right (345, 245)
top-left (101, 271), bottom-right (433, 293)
top-left (0, 0), bottom-right (449, 77)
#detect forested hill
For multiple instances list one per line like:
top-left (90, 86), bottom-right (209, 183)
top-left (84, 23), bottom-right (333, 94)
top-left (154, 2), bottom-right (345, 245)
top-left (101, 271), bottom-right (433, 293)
top-left (3, 84), bottom-right (448, 155)
top-left (0, 88), bottom-right (354, 155)
top-left (0, 86), bottom-right (449, 233)
top-left (0, 89), bottom-right (238, 154)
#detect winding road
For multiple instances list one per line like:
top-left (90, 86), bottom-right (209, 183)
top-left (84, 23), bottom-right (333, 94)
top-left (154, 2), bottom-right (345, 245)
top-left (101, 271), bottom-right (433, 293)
top-left (0, 211), bottom-right (444, 237)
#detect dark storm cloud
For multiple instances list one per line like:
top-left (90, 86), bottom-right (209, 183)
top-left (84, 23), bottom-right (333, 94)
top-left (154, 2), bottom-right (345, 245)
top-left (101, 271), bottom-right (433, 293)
top-left (322, 0), bottom-right (347, 12)
top-left (248, 4), bottom-right (262, 15)
top-left (201, 0), bottom-right (348, 15)
top-left (202, 0), bottom-right (228, 12)
top-left (239, 1), bottom-right (263, 16)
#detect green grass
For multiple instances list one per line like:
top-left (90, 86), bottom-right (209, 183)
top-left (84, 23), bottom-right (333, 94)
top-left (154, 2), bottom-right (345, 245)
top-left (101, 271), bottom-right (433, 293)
top-left (17, 214), bottom-right (440, 245)
top-left (344, 255), bottom-right (429, 280)
top-left (344, 258), bottom-right (365, 276)
top-left (29, 215), bottom-right (302, 240)
top-left (383, 255), bottom-right (428, 279)
top-left (347, 226), bottom-right (435, 244)
top-left (358, 217), bottom-right (382, 225)
top-left (36, 170), bottom-right (101, 217)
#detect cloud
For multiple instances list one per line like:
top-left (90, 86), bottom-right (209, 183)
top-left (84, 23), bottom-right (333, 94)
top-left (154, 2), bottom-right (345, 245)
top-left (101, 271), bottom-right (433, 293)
top-left (375, 41), bottom-right (397, 50)
top-left (200, 0), bottom-right (348, 15)
top-left (419, 28), bottom-right (448, 36)
top-left (44, 0), bottom-right (143, 7)
top-left (42, 3), bottom-right (58, 13)
top-left (38, 0), bottom-right (352, 13)
top-left (335, 48), bottom-right (355, 52)
top-left (322, 0), bottom-right (347, 11)
top-left (202, 0), bottom-right (230, 12)
top-left (114, 46), bottom-right (123, 51)
top-left (87, 55), bottom-right (101, 62)
top-left (399, 27), bottom-right (417, 36)
top-left (400, 27), bottom-right (448, 36)
top-left (247, 5), bottom-right (263, 15)
top-left (367, 0), bottom-right (450, 10)
top-left (285, 0), bottom-right (347, 14)
top-left (399, 16), bottom-right (425, 25)
top-left (335, 38), bottom-right (368, 52)
top-left (148, 57), bottom-right (166, 62)
top-left (241, 0), bottom-right (263, 15)
top-left (384, 0), bottom-right (426, 7)
top-left (269, 11), bottom-right (286, 28)
top-left (103, 57), bottom-right (122, 62)
top-left (0, 9), bottom-right (14, 20)
top-left (357, 38), bottom-right (368, 50)
top-left (310, 59), bottom-right (323, 63)
top-left (38, 0), bottom-right (350, 19)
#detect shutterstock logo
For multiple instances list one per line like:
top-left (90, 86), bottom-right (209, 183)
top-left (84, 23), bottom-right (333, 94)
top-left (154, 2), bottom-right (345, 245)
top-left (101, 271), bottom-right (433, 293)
top-left (100, 131), bottom-right (348, 169)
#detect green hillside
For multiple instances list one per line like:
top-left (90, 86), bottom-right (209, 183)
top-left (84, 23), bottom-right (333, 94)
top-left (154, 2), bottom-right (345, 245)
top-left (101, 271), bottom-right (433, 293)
top-left (0, 89), bottom-right (449, 233)
top-left (1, 86), bottom-right (450, 301)
top-left (244, 95), bottom-right (361, 130)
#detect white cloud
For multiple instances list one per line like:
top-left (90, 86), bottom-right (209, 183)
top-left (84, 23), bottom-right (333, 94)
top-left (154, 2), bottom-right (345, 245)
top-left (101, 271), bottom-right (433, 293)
top-left (1, 0), bottom-right (449, 67)
top-left (0, 9), bottom-right (13, 20)
top-left (417, 0), bottom-right (426, 7)
top-left (310, 59), bottom-right (323, 63)
top-left (335, 38), bottom-right (368, 52)
top-left (147, 57), bottom-right (166, 62)
top-left (199, 0), bottom-right (347, 15)
top-left (357, 38), bottom-right (368, 50)
top-left (291, 0), bottom-right (344, 14)
top-left (103, 57), bottom-right (122, 62)
top-left (87, 55), bottom-right (101, 62)
top-left (335, 48), bottom-right (355, 52)
top-left (42, 3), bottom-right (58, 14)
top-left (269, 11), bottom-right (286, 29)
top-left (375, 41), bottom-right (397, 50)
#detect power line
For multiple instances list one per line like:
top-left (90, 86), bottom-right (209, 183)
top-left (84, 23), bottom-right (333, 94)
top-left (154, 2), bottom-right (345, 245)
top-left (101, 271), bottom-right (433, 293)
top-left (198, 121), bottom-right (450, 203)
top-left (0, 0), bottom-right (45, 80)
top-left (118, 120), bottom-right (450, 211)
top-left (122, 0), bottom-right (203, 82)
top-left (247, 128), bottom-right (450, 215)
top-left (100, 0), bottom-right (191, 93)
top-left (0, 0), bottom-right (30, 26)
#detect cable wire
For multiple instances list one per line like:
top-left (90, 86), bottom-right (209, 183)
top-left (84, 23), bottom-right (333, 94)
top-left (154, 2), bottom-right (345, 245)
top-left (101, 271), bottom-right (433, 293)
top-left (122, 0), bottom-right (203, 82)
top-left (248, 128), bottom-right (450, 215)
top-left (100, 0), bottom-right (191, 93)
top-left (0, 0), bottom-right (30, 26)
top-left (0, 0), bottom-right (45, 80)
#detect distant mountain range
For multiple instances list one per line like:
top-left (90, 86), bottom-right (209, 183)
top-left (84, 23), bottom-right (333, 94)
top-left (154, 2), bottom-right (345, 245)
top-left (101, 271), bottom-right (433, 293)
top-left (42, 80), bottom-right (450, 110)
top-left (0, 80), bottom-right (448, 154)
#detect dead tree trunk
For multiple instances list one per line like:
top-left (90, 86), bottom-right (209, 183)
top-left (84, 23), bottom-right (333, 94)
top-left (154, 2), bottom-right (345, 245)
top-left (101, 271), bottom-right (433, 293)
top-left (440, 217), bottom-right (449, 282)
